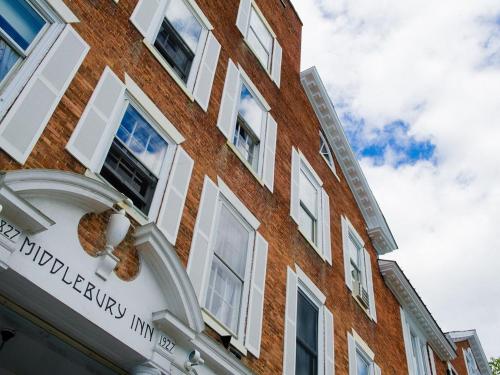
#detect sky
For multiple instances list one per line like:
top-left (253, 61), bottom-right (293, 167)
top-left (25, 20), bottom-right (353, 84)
top-left (292, 0), bottom-right (500, 359)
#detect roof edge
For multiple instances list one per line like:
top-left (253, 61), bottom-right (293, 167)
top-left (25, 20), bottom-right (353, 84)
top-left (447, 330), bottom-right (492, 375)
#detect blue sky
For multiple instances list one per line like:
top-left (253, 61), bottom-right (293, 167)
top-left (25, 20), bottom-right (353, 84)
top-left (294, 0), bottom-right (500, 359)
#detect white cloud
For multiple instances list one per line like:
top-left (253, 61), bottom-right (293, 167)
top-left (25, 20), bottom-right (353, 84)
top-left (293, 0), bottom-right (500, 358)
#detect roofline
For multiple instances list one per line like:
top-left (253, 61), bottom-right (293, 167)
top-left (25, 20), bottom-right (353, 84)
top-left (285, 0), bottom-right (304, 25)
top-left (379, 260), bottom-right (457, 360)
top-left (300, 66), bottom-right (397, 255)
top-left (446, 330), bottom-right (492, 375)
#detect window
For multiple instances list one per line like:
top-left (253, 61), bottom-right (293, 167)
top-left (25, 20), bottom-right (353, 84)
top-left (204, 201), bottom-right (253, 334)
top-left (283, 266), bottom-right (334, 375)
top-left (299, 169), bottom-right (319, 245)
top-left (233, 82), bottom-right (266, 171)
top-left (0, 1), bottom-right (88, 165)
top-left (465, 348), bottom-right (480, 375)
top-left (290, 148), bottom-right (332, 263)
top-left (347, 331), bottom-right (381, 375)
top-left (410, 331), bottom-right (429, 375)
top-left (319, 132), bottom-right (338, 177)
top-left (216, 60), bottom-right (277, 192)
top-left (130, 0), bottom-right (221, 111)
top-left (100, 104), bottom-right (170, 215)
top-left (187, 176), bottom-right (268, 357)
top-left (342, 216), bottom-right (376, 320)
top-left (236, 0), bottom-right (282, 86)
top-left (67, 68), bottom-right (193, 245)
top-left (401, 309), bottom-right (433, 375)
top-left (0, 0), bottom-right (47, 85)
top-left (296, 290), bottom-right (319, 375)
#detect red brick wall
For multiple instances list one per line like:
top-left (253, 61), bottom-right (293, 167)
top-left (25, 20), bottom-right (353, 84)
top-left (450, 340), bottom-right (471, 375)
top-left (0, 1), bottom-right (410, 374)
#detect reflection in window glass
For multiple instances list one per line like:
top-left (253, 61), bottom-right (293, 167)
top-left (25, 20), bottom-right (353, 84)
top-left (299, 170), bottom-right (318, 244)
top-left (154, 0), bottom-right (203, 83)
top-left (296, 290), bottom-right (318, 375)
top-left (233, 83), bottom-right (264, 171)
top-left (349, 234), bottom-right (363, 286)
top-left (247, 8), bottom-right (273, 69)
top-left (0, 0), bottom-right (46, 83)
top-left (356, 351), bottom-right (370, 375)
top-left (205, 204), bottom-right (251, 334)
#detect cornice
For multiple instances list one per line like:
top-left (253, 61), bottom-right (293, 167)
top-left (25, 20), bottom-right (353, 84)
top-left (300, 67), bottom-right (397, 255)
top-left (379, 260), bottom-right (456, 360)
top-left (447, 330), bottom-right (492, 375)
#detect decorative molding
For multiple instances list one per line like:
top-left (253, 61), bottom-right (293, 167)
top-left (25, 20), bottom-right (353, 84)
top-left (447, 330), bottom-right (492, 375)
top-left (379, 260), bottom-right (456, 360)
top-left (301, 67), bottom-right (397, 255)
top-left (134, 223), bottom-right (205, 334)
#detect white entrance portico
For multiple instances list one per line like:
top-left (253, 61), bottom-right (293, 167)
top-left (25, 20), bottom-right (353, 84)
top-left (0, 170), bottom-right (252, 375)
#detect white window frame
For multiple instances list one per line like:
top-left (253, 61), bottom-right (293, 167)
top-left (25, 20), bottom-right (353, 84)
top-left (298, 159), bottom-right (322, 249)
top-left (319, 131), bottom-right (339, 181)
top-left (141, 0), bottom-right (212, 99)
top-left (200, 177), bottom-right (260, 353)
top-left (447, 362), bottom-right (458, 375)
top-left (81, 73), bottom-right (185, 225)
top-left (401, 308), bottom-right (433, 375)
top-left (350, 330), bottom-right (377, 375)
top-left (244, 4), bottom-right (275, 74)
top-left (0, 0), bottom-right (66, 120)
top-left (464, 348), bottom-right (480, 375)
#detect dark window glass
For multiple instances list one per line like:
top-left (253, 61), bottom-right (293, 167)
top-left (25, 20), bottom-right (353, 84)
top-left (296, 290), bottom-right (319, 375)
top-left (101, 105), bottom-right (168, 215)
top-left (154, 18), bottom-right (195, 83)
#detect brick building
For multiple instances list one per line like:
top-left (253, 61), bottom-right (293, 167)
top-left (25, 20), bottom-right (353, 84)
top-left (0, 0), bottom-right (491, 374)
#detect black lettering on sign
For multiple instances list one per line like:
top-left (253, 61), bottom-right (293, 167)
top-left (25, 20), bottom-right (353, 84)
top-left (61, 266), bottom-right (73, 285)
top-left (38, 250), bottom-right (53, 266)
top-left (0, 219), bottom-right (20, 241)
top-left (73, 274), bottom-right (84, 294)
top-left (105, 297), bottom-right (116, 316)
top-left (158, 334), bottom-right (176, 353)
top-left (115, 304), bottom-right (126, 320)
top-left (84, 282), bottom-right (95, 301)
top-left (50, 258), bottom-right (64, 275)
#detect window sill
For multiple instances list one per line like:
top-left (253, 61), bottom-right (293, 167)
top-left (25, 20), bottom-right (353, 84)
top-left (351, 292), bottom-right (374, 322)
top-left (242, 37), bottom-right (273, 82)
top-left (84, 169), bottom-right (149, 226)
top-left (201, 309), bottom-right (248, 356)
top-left (226, 141), bottom-right (265, 188)
top-left (142, 40), bottom-right (195, 103)
top-left (321, 154), bottom-right (340, 182)
top-left (297, 226), bottom-right (326, 262)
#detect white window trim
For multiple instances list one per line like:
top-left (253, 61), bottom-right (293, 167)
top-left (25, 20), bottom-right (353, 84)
top-left (402, 308), bottom-right (433, 375)
top-left (350, 329), bottom-right (378, 375)
top-left (141, 0), bottom-right (212, 101)
top-left (84, 73), bottom-right (184, 223)
top-left (242, 1), bottom-right (276, 77)
top-left (200, 176), bottom-right (260, 352)
top-left (228, 64), bottom-right (272, 184)
top-left (464, 348), bottom-right (479, 375)
top-left (447, 362), bottom-right (458, 375)
top-left (0, 0), bottom-right (66, 119)
top-left (296, 265), bottom-right (327, 375)
top-left (319, 131), bottom-right (340, 181)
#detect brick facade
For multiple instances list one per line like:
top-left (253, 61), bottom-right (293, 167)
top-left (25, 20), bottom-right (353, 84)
top-left (0, 1), bottom-right (489, 375)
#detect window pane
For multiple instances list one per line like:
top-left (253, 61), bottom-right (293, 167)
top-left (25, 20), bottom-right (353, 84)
top-left (299, 205), bottom-right (315, 243)
top-left (246, 29), bottom-right (270, 69)
top-left (0, 38), bottom-right (20, 82)
top-left (0, 0), bottom-right (46, 50)
top-left (299, 170), bottom-right (317, 215)
top-left (349, 235), bottom-right (360, 265)
top-left (165, 0), bottom-right (202, 53)
top-left (233, 116), bottom-right (259, 170)
top-left (205, 256), bottom-right (243, 333)
top-left (115, 105), bottom-right (168, 176)
top-left (356, 351), bottom-right (370, 375)
top-left (213, 204), bottom-right (250, 278)
top-left (249, 10), bottom-right (273, 52)
top-left (320, 136), bottom-right (333, 166)
top-left (238, 84), bottom-right (264, 139)
top-left (296, 290), bottom-right (318, 375)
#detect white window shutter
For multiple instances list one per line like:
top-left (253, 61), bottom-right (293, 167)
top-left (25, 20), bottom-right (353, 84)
top-left (157, 146), bottom-right (194, 245)
top-left (66, 67), bottom-right (125, 171)
top-left (262, 113), bottom-right (277, 192)
top-left (271, 39), bottom-right (282, 87)
top-left (324, 307), bottom-right (335, 375)
top-left (400, 308), bottom-right (414, 375)
top-left (363, 249), bottom-right (377, 322)
top-left (245, 232), bottom-right (268, 358)
top-left (321, 190), bottom-right (332, 265)
top-left (283, 267), bottom-right (297, 375)
top-left (0, 25), bottom-right (88, 164)
top-left (187, 176), bottom-right (219, 300)
top-left (347, 333), bottom-right (357, 375)
top-left (236, 0), bottom-right (252, 36)
top-left (216, 59), bottom-right (240, 140)
top-left (374, 364), bottom-right (381, 375)
top-left (193, 32), bottom-right (221, 112)
top-left (290, 147), bottom-right (300, 223)
top-left (342, 217), bottom-right (353, 290)
top-left (130, 0), bottom-right (163, 38)
top-left (428, 346), bottom-right (437, 375)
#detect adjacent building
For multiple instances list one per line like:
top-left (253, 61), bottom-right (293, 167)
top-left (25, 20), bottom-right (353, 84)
top-left (0, 0), bottom-right (491, 374)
